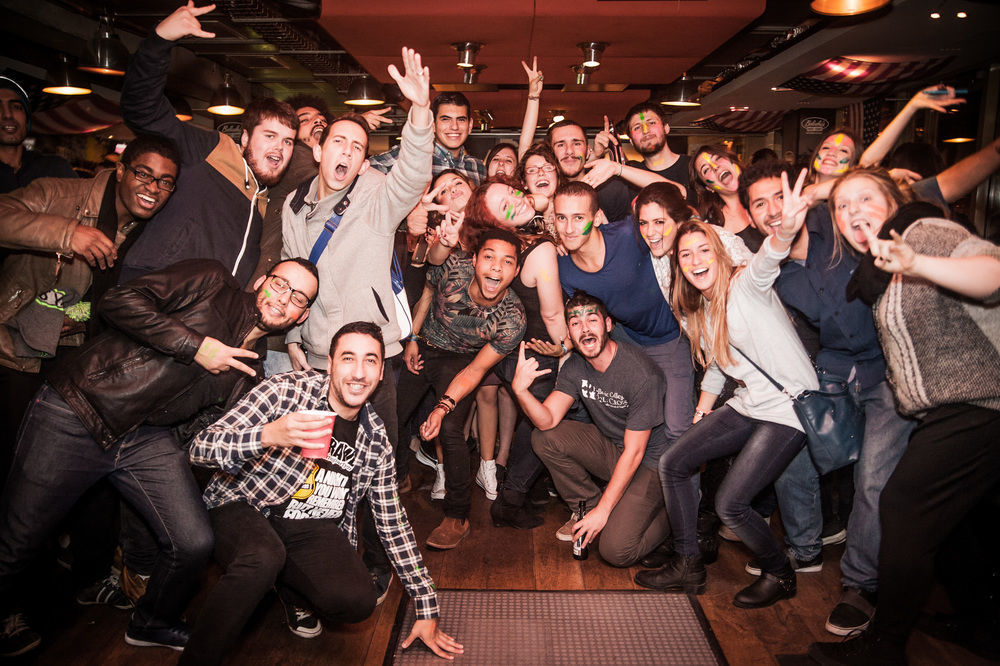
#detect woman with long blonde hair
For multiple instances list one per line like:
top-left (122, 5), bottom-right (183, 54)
top-left (635, 172), bottom-right (818, 610)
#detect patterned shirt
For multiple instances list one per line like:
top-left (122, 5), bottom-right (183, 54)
top-left (422, 253), bottom-right (526, 355)
top-left (369, 141), bottom-right (486, 186)
top-left (190, 370), bottom-right (438, 619)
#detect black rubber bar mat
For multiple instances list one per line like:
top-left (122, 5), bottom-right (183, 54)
top-left (384, 589), bottom-right (728, 665)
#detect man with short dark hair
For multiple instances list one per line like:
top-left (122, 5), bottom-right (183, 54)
top-left (181, 321), bottom-right (463, 665)
top-left (398, 228), bottom-right (527, 550)
top-left (512, 291), bottom-right (670, 567)
top-left (119, 2), bottom-right (299, 287)
top-left (0, 257), bottom-right (318, 656)
top-left (613, 102), bottom-right (696, 205)
top-left (0, 134), bottom-right (180, 478)
top-left (554, 181), bottom-right (694, 444)
top-left (369, 90), bottom-right (485, 184)
top-left (545, 119), bottom-right (670, 223)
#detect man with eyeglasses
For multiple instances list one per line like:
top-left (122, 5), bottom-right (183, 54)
top-left (0, 134), bottom-right (180, 481)
top-left (0, 256), bottom-right (319, 656)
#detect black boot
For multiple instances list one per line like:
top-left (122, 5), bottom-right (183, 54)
top-left (733, 564), bottom-right (796, 609)
top-left (491, 488), bottom-right (544, 529)
top-left (639, 537), bottom-right (675, 568)
top-left (634, 553), bottom-right (706, 594)
top-left (696, 512), bottom-right (720, 565)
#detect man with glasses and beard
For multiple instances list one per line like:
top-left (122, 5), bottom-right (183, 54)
top-left (118, 2), bottom-right (298, 287)
top-left (0, 257), bottom-right (318, 656)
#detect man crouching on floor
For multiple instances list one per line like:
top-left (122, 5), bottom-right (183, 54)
top-left (182, 321), bottom-right (463, 665)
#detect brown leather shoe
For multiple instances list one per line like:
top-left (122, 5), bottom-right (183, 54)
top-left (425, 517), bottom-right (470, 550)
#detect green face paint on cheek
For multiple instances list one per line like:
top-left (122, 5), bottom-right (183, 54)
top-left (262, 289), bottom-right (272, 298)
top-left (582, 220), bottom-right (593, 235)
top-left (505, 207), bottom-right (514, 221)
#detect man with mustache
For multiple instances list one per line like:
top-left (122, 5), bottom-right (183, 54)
top-left (511, 290), bottom-right (670, 568)
top-left (118, 1), bottom-right (298, 288)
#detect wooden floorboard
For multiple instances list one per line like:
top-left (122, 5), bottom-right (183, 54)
top-left (19, 473), bottom-right (996, 665)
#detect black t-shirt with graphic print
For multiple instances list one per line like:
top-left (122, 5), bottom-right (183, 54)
top-left (275, 414), bottom-right (360, 520)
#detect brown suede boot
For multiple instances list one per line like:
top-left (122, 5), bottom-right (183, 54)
top-left (425, 517), bottom-right (470, 550)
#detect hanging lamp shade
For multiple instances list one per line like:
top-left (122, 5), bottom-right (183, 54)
top-left (170, 95), bottom-right (193, 122)
top-left (43, 54), bottom-right (92, 95)
top-left (78, 15), bottom-right (129, 75)
top-left (345, 75), bottom-right (384, 106)
top-left (810, 0), bottom-right (891, 16)
top-left (207, 74), bottom-right (245, 115)
top-left (660, 72), bottom-right (701, 108)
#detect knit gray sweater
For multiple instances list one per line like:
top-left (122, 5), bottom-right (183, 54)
top-left (874, 218), bottom-right (1000, 415)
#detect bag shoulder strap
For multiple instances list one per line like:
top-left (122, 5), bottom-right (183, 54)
top-left (307, 176), bottom-right (361, 265)
top-left (732, 346), bottom-right (792, 397)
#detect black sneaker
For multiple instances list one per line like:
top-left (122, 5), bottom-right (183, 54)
top-left (826, 586), bottom-right (876, 636)
top-left (76, 570), bottom-right (133, 610)
top-left (372, 568), bottom-right (393, 606)
top-left (414, 440), bottom-right (438, 469)
top-left (0, 613), bottom-right (41, 657)
top-left (282, 602), bottom-right (322, 638)
top-left (745, 551), bottom-right (822, 576)
top-left (821, 517), bottom-right (847, 546)
top-left (124, 620), bottom-right (190, 651)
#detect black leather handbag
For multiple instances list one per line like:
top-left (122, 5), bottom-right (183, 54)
top-left (733, 347), bottom-right (864, 475)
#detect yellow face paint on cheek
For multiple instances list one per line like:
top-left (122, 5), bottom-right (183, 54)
top-left (707, 257), bottom-right (714, 265)
top-left (814, 157), bottom-right (823, 171)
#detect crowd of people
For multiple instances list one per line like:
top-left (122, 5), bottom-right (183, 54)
top-left (1, 2), bottom-right (998, 664)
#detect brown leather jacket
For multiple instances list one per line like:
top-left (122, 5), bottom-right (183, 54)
top-left (0, 170), bottom-right (139, 372)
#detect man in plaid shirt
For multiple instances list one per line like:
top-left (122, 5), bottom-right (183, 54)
top-left (183, 321), bottom-right (463, 665)
top-left (368, 91), bottom-right (486, 186)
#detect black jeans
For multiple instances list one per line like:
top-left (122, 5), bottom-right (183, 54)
top-left (0, 386), bottom-right (213, 627)
top-left (659, 405), bottom-right (804, 573)
top-left (395, 342), bottom-right (477, 520)
top-left (491, 350), bottom-right (558, 495)
top-left (873, 404), bottom-right (1000, 646)
top-left (180, 501), bottom-right (376, 666)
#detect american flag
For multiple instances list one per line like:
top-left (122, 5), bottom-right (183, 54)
top-left (31, 95), bottom-right (121, 135)
top-left (691, 110), bottom-right (784, 134)
top-left (845, 97), bottom-right (885, 146)
top-left (781, 56), bottom-right (951, 97)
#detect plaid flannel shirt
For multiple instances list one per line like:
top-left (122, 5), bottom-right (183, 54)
top-left (369, 141), bottom-right (486, 186)
top-left (190, 370), bottom-right (438, 619)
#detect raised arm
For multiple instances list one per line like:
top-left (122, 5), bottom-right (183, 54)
top-left (517, 58), bottom-right (543, 159)
top-left (582, 158), bottom-right (686, 195)
top-left (936, 136), bottom-right (1000, 203)
top-left (859, 86), bottom-right (965, 167)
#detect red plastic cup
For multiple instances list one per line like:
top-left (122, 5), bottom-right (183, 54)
top-left (300, 410), bottom-right (335, 459)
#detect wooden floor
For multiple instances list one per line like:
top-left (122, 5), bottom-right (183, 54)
top-left (19, 466), bottom-right (997, 665)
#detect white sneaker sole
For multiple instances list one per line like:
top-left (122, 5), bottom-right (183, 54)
top-left (124, 634), bottom-right (185, 652)
top-left (475, 477), bottom-right (498, 500)
top-left (288, 623), bottom-right (323, 638)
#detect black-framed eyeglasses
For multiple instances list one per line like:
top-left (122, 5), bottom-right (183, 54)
top-left (266, 274), bottom-right (312, 308)
top-left (123, 163), bottom-right (176, 192)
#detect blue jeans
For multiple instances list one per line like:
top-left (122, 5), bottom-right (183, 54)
top-left (0, 386), bottom-right (213, 627)
top-left (659, 405), bottom-right (804, 573)
top-left (841, 380), bottom-right (914, 591)
top-left (771, 380), bottom-right (914, 578)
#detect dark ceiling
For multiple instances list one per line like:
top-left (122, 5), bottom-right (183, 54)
top-left (2, 0), bottom-right (999, 132)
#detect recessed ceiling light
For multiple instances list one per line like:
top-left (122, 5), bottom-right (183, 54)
top-left (930, 11), bottom-right (941, 19)
top-left (956, 11), bottom-right (967, 18)
top-left (729, 106), bottom-right (749, 112)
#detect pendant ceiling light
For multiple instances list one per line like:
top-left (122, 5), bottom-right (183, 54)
top-left (660, 72), bottom-right (701, 108)
top-left (577, 42), bottom-right (608, 68)
top-left (345, 75), bottom-right (385, 106)
top-left (207, 73), bottom-right (245, 115)
top-left (78, 15), bottom-right (129, 76)
top-left (810, 0), bottom-right (891, 16)
top-left (452, 42), bottom-right (483, 69)
top-left (42, 54), bottom-right (92, 95)
top-left (462, 65), bottom-right (487, 85)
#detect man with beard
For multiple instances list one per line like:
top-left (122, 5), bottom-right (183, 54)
top-left (511, 290), bottom-right (671, 568)
top-left (397, 229), bottom-right (526, 550)
top-left (545, 119), bottom-right (673, 223)
top-left (118, 2), bottom-right (298, 287)
top-left (0, 76), bottom-right (76, 194)
top-left (594, 103), bottom-right (696, 206)
top-left (180, 322), bottom-right (463, 665)
top-left (0, 257), bottom-right (318, 656)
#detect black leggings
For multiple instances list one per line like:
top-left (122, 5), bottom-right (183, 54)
top-left (659, 406), bottom-right (804, 574)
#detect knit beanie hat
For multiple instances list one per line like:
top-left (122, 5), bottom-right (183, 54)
top-left (0, 75), bottom-right (32, 134)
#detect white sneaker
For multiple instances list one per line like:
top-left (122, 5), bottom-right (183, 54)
top-left (476, 459), bottom-right (498, 500)
top-left (431, 464), bottom-right (446, 500)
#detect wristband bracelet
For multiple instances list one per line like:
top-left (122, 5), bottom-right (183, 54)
top-left (527, 94), bottom-right (540, 101)
top-left (435, 401), bottom-right (454, 414)
top-left (440, 394), bottom-right (457, 408)
top-left (695, 408), bottom-right (711, 418)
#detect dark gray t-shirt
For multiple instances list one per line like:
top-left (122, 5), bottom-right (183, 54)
top-left (554, 342), bottom-right (669, 469)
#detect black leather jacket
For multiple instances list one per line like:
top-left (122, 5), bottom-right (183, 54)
top-left (49, 260), bottom-right (264, 450)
